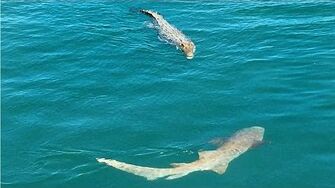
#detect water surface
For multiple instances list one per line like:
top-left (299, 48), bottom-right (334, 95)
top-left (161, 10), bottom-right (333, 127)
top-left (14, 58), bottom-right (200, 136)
top-left (2, 1), bottom-right (335, 187)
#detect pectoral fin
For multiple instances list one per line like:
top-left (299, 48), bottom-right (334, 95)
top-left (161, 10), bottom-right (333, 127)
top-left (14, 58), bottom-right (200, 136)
top-left (212, 163), bottom-right (228, 174)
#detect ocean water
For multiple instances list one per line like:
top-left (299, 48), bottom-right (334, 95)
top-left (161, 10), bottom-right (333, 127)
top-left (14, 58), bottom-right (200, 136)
top-left (2, 1), bottom-right (335, 187)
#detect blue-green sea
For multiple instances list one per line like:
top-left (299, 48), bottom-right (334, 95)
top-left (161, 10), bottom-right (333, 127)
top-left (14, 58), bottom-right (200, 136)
top-left (2, 1), bottom-right (335, 187)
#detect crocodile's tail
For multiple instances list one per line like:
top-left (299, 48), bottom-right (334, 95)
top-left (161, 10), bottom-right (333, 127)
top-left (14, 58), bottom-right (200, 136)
top-left (140, 9), bottom-right (161, 18)
top-left (140, 9), bottom-right (153, 16)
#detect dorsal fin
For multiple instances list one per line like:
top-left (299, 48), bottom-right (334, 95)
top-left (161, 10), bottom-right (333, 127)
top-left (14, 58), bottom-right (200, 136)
top-left (212, 163), bottom-right (228, 174)
top-left (198, 150), bottom-right (215, 159)
top-left (170, 162), bottom-right (187, 167)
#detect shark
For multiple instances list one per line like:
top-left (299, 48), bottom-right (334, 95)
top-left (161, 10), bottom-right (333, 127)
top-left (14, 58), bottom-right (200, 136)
top-left (140, 9), bottom-right (196, 59)
top-left (97, 126), bottom-right (265, 180)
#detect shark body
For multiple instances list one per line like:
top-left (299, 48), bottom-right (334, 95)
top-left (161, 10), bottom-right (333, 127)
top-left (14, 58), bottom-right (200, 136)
top-left (140, 9), bottom-right (196, 59)
top-left (97, 126), bottom-right (264, 180)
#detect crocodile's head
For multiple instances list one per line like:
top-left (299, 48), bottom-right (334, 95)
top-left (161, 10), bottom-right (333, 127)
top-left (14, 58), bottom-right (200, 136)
top-left (180, 41), bottom-right (195, 59)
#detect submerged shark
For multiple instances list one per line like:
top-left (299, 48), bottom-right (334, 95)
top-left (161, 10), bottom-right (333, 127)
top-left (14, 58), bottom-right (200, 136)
top-left (97, 126), bottom-right (265, 180)
top-left (140, 9), bottom-right (196, 59)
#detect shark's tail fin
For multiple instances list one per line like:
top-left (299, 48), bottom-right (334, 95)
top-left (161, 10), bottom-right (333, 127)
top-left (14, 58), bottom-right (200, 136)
top-left (97, 158), bottom-right (168, 180)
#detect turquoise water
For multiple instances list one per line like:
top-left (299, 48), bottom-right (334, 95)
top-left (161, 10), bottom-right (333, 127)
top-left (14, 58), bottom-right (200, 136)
top-left (2, 1), bottom-right (335, 187)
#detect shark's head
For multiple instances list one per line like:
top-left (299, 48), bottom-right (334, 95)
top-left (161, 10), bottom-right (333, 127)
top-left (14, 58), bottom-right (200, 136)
top-left (229, 126), bottom-right (265, 146)
top-left (180, 41), bottom-right (195, 59)
top-left (241, 126), bottom-right (265, 143)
